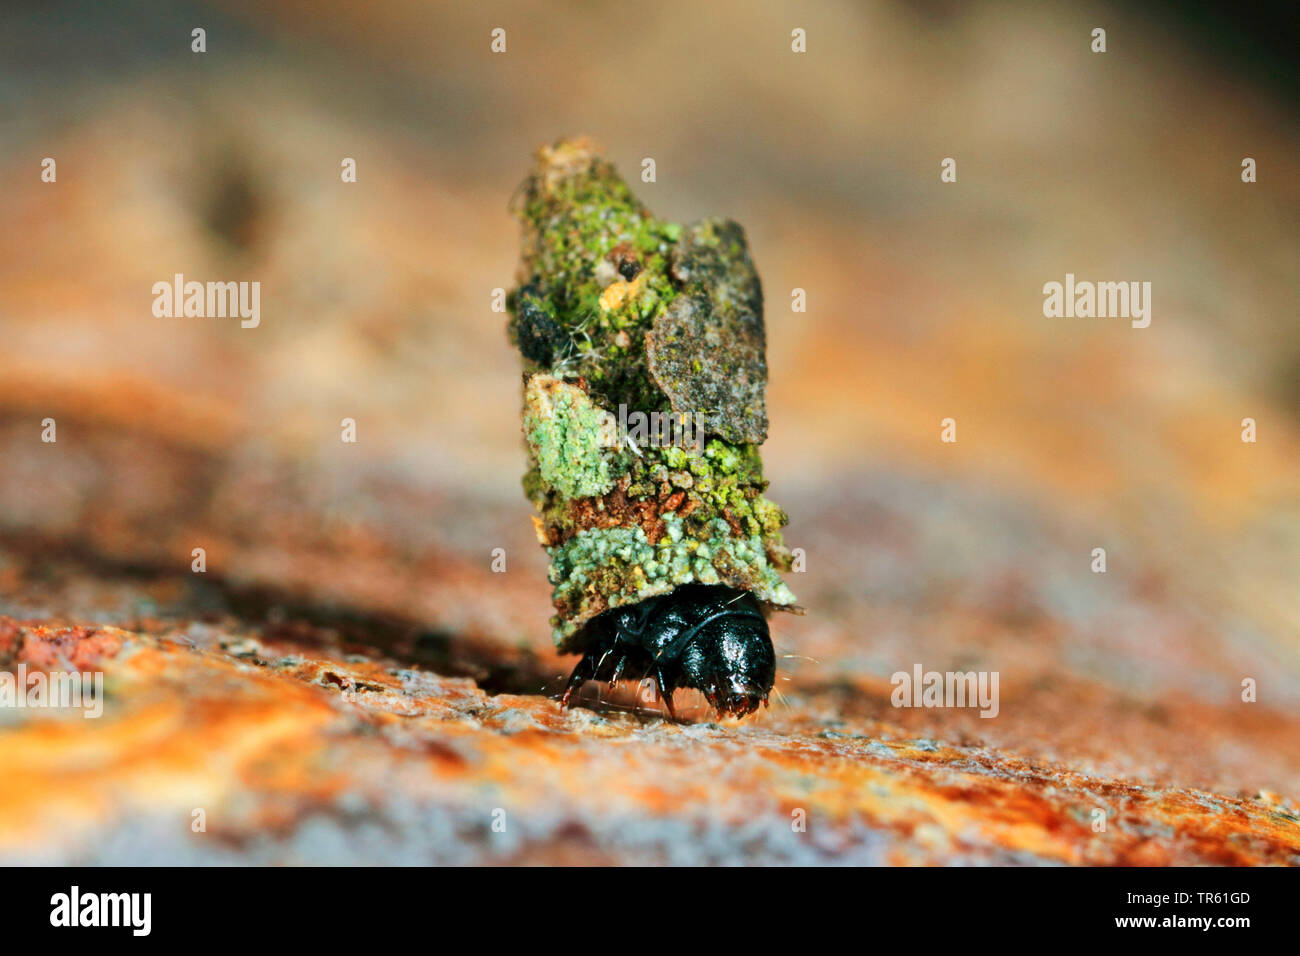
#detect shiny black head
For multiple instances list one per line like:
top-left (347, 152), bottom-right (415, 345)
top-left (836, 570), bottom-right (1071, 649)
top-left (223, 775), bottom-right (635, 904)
top-left (675, 603), bottom-right (775, 716)
top-left (561, 583), bottom-right (775, 719)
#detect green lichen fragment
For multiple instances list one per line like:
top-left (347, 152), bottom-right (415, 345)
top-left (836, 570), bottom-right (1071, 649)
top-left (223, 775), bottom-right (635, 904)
top-left (526, 429), bottom-right (789, 556)
top-left (547, 515), bottom-right (797, 649)
top-left (609, 437), bottom-right (787, 540)
top-left (522, 374), bottom-right (614, 499)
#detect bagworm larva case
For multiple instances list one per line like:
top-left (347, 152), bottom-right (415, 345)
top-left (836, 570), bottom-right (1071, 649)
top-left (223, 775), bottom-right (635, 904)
top-left (507, 137), bottom-right (797, 653)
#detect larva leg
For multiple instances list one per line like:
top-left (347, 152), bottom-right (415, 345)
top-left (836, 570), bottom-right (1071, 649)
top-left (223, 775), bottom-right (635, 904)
top-left (558, 651), bottom-right (598, 709)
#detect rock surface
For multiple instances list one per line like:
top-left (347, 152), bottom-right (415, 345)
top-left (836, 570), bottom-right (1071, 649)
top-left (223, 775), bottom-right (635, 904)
top-left (1, 0), bottom-right (1298, 865)
top-left (3, 609), bottom-right (1297, 865)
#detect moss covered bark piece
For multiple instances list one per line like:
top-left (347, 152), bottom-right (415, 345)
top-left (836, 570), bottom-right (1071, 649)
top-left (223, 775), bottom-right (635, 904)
top-left (507, 137), bottom-right (681, 416)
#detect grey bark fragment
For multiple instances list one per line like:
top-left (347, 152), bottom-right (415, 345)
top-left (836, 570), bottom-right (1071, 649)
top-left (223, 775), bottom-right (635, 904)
top-left (645, 219), bottom-right (768, 444)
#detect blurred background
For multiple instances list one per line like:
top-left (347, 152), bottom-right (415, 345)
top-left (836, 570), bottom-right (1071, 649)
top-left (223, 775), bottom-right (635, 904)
top-left (0, 0), bottom-right (1297, 864)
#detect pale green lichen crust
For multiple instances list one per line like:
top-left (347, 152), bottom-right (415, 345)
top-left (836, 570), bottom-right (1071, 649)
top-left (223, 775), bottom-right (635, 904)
top-left (548, 517), bottom-right (797, 645)
top-left (508, 137), bottom-right (797, 649)
top-left (523, 375), bottom-right (614, 500)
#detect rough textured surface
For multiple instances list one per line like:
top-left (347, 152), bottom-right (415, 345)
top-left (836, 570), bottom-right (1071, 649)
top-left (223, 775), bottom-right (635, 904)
top-left (546, 514), bottom-right (797, 646)
top-left (2, 608), bottom-right (1298, 866)
top-left (509, 140), bottom-right (793, 644)
top-left (1, 0), bottom-right (1298, 865)
top-left (647, 219), bottom-right (769, 445)
top-left (522, 375), bottom-right (614, 501)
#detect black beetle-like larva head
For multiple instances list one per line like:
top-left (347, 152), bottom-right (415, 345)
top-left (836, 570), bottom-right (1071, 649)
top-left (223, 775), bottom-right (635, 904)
top-left (678, 615), bottom-right (775, 717)
top-left (658, 585), bottom-right (774, 718)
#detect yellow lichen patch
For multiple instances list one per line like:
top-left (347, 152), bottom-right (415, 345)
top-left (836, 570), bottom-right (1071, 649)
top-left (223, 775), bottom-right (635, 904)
top-left (599, 272), bottom-right (646, 312)
top-left (530, 514), bottom-right (549, 544)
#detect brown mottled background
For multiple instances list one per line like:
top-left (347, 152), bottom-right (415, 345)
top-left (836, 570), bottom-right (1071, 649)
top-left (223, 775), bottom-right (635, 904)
top-left (0, 0), bottom-right (1297, 864)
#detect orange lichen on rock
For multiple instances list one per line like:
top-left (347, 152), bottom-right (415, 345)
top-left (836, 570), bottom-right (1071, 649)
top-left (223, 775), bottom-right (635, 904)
top-left (0, 616), bottom-right (1295, 865)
